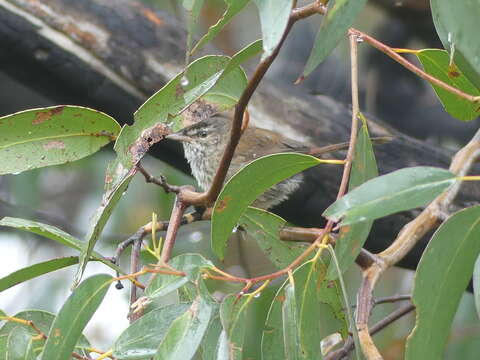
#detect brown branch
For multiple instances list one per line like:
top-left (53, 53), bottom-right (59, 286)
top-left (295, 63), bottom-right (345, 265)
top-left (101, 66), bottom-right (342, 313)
top-left (160, 194), bottom-right (191, 262)
top-left (326, 303), bottom-right (415, 360)
top-left (349, 28), bottom-right (480, 104)
top-left (291, 0), bottom-right (327, 21)
top-left (129, 234), bottom-right (144, 323)
top-left (355, 128), bottom-right (480, 359)
top-left (137, 162), bottom-right (182, 194)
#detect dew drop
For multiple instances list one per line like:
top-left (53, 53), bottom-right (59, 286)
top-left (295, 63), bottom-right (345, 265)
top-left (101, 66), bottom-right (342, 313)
top-left (254, 293), bottom-right (261, 298)
top-left (356, 35), bottom-right (364, 43)
top-left (447, 32), bottom-right (452, 43)
top-left (180, 76), bottom-right (189, 87)
top-left (11, 171), bottom-right (21, 175)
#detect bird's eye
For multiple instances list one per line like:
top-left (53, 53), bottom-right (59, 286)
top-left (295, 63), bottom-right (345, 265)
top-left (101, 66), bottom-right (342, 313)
top-left (199, 130), bottom-right (208, 138)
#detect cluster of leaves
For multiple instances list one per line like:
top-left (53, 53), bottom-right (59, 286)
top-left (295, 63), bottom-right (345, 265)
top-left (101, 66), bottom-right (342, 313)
top-left (0, 0), bottom-right (480, 359)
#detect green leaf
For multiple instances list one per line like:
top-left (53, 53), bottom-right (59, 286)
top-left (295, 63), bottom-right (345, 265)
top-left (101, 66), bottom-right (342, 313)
top-left (239, 207), bottom-right (304, 269)
top-left (302, 0), bottom-right (368, 78)
top-left (113, 303), bottom-right (190, 359)
top-left (154, 296), bottom-right (214, 360)
top-left (324, 167), bottom-right (457, 225)
top-left (430, 0), bottom-right (480, 88)
top-left (145, 254), bottom-right (213, 299)
top-left (327, 123), bottom-right (377, 279)
top-left (254, 0), bottom-right (293, 59)
top-left (474, 255), bottom-right (480, 320)
top-left (6, 326), bottom-right (35, 360)
top-left (192, 0), bottom-right (251, 54)
top-left (41, 274), bottom-right (112, 360)
top-left (0, 310), bottom-right (90, 359)
top-left (0, 106), bottom-right (119, 175)
top-left (183, 0), bottom-right (205, 57)
top-left (0, 257), bottom-right (78, 292)
top-left (262, 260), bottom-right (347, 360)
top-left (261, 287), bottom-right (286, 360)
top-left (212, 152), bottom-right (323, 259)
top-left (218, 294), bottom-right (251, 360)
top-left (416, 49), bottom-right (480, 121)
top-left (199, 315), bottom-right (222, 360)
top-left (0, 217), bottom-right (123, 275)
top-left (282, 284), bottom-right (300, 360)
top-left (405, 205), bottom-right (480, 360)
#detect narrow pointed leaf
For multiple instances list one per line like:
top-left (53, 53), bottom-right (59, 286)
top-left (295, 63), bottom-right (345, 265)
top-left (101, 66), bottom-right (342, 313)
top-left (145, 254), bottom-right (213, 299)
top-left (254, 0), bottom-right (293, 59)
top-left (302, 0), bottom-right (368, 77)
top-left (200, 315), bottom-right (222, 360)
top-left (154, 296), bottom-right (214, 360)
top-left (327, 123), bottom-right (377, 279)
top-left (6, 326), bottom-right (35, 360)
top-left (192, 0), bottom-right (251, 54)
top-left (282, 284), bottom-right (300, 360)
top-left (183, 0), bottom-right (205, 55)
top-left (431, 0), bottom-right (480, 88)
top-left (0, 217), bottom-right (123, 274)
top-left (41, 274), bottom-right (112, 360)
top-left (212, 153), bottom-right (324, 259)
top-left (239, 207), bottom-right (305, 269)
top-left (0, 257), bottom-right (79, 292)
top-left (113, 303), bottom-right (190, 359)
top-left (406, 205), bottom-right (480, 359)
top-left (416, 49), bottom-right (480, 121)
top-left (219, 294), bottom-right (251, 360)
top-left (0, 106), bottom-right (119, 175)
top-left (261, 289), bottom-right (285, 360)
top-left (0, 311), bottom-right (90, 358)
top-left (324, 167), bottom-right (457, 225)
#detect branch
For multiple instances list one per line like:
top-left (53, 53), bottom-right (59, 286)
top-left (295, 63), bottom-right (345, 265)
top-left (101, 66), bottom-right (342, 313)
top-left (349, 28), bottom-right (480, 104)
top-left (355, 128), bottom-right (480, 359)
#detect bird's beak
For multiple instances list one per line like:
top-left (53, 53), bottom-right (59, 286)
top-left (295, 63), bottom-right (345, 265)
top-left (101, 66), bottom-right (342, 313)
top-left (166, 132), bottom-right (192, 143)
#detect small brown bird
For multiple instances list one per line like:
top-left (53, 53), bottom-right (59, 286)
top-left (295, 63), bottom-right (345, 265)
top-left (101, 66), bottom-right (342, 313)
top-left (167, 113), bottom-right (372, 209)
top-left (167, 112), bottom-right (354, 209)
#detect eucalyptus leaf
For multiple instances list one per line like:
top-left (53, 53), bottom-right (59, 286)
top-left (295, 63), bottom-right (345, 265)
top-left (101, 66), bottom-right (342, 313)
top-left (0, 217), bottom-right (122, 274)
top-left (192, 0), bottom-right (251, 54)
top-left (416, 49), bottom-right (480, 121)
top-left (212, 153), bottom-right (324, 259)
top-left (0, 106), bottom-right (119, 175)
top-left (431, 0), bottom-right (480, 88)
top-left (145, 253), bottom-right (213, 299)
top-left (113, 303), bottom-right (190, 359)
top-left (254, 0), bottom-right (293, 59)
top-left (324, 167), bottom-right (457, 225)
top-left (41, 274), bottom-right (112, 360)
top-left (302, 0), bottom-right (368, 78)
top-left (239, 207), bottom-right (305, 269)
top-left (327, 123), bottom-right (377, 279)
top-left (154, 296), bottom-right (214, 360)
top-left (406, 206), bottom-right (480, 359)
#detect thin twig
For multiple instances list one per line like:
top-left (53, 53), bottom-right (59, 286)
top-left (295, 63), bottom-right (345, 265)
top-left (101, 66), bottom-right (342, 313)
top-left (326, 303), bottom-right (415, 360)
top-left (137, 162), bottom-right (181, 194)
top-left (160, 194), bottom-right (191, 263)
top-left (129, 234), bottom-right (144, 323)
top-left (349, 28), bottom-right (480, 104)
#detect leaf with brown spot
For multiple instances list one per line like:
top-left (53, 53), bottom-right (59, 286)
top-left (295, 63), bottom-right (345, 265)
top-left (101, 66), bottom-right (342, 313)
top-left (0, 105), bottom-right (120, 175)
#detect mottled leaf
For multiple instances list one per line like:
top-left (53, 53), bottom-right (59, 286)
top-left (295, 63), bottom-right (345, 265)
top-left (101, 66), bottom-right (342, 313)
top-left (416, 49), bottom-right (480, 121)
top-left (0, 106), bottom-right (119, 175)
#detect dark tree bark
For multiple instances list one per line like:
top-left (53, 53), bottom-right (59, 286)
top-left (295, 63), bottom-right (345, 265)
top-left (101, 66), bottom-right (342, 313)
top-left (0, 0), bottom-right (478, 270)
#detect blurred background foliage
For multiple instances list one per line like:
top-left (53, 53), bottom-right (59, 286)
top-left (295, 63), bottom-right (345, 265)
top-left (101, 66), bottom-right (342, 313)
top-left (0, 0), bottom-right (479, 358)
